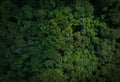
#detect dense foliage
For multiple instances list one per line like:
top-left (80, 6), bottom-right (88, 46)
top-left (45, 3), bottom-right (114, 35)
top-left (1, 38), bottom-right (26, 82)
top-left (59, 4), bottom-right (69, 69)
top-left (0, 0), bottom-right (120, 82)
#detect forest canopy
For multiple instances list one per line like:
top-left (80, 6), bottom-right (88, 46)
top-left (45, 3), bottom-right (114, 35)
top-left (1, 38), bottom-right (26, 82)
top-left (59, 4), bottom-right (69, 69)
top-left (0, 0), bottom-right (120, 82)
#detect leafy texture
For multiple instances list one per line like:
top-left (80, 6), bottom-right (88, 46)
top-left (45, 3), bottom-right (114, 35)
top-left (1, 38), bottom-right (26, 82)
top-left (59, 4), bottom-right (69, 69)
top-left (0, 0), bottom-right (120, 82)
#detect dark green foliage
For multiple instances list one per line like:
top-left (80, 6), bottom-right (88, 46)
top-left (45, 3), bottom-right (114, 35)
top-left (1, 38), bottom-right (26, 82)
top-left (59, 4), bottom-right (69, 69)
top-left (0, 0), bottom-right (120, 82)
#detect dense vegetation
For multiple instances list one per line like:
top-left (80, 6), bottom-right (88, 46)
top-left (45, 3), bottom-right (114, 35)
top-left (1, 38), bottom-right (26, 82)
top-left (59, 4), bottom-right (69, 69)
top-left (0, 0), bottom-right (120, 82)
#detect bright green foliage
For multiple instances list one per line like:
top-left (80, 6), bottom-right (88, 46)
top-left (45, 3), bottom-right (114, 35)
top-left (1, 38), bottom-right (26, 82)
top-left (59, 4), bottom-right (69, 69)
top-left (0, 0), bottom-right (120, 82)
